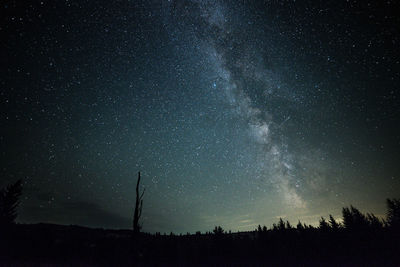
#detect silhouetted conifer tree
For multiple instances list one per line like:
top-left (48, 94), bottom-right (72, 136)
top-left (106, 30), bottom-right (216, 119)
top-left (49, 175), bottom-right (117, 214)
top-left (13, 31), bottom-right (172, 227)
top-left (366, 213), bottom-right (383, 229)
top-left (342, 207), bottom-right (352, 229)
top-left (386, 198), bottom-right (400, 229)
top-left (213, 226), bottom-right (224, 235)
top-left (0, 179), bottom-right (22, 228)
top-left (278, 218), bottom-right (286, 231)
top-left (319, 217), bottom-right (330, 232)
top-left (329, 215), bottom-right (339, 231)
top-left (296, 220), bottom-right (304, 231)
top-left (342, 205), bottom-right (369, 231)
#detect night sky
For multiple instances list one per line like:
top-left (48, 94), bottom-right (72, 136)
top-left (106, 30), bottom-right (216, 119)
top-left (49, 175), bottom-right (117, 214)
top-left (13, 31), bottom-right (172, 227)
top-left (1, 0), bottom-right (399, 233)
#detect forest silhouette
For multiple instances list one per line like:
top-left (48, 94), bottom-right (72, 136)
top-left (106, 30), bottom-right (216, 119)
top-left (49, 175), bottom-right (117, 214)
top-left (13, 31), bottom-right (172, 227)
top-left (1, 178), bottom-right (399, 265)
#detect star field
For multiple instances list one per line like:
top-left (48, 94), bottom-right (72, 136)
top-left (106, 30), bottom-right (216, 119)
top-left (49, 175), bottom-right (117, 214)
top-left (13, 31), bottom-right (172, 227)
top-left (1, 0), bottom-right (399, 233)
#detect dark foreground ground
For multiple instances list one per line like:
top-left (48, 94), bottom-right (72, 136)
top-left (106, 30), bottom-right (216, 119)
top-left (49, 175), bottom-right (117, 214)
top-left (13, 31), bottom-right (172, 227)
top-left (1, 223), bottom-right (399, 266)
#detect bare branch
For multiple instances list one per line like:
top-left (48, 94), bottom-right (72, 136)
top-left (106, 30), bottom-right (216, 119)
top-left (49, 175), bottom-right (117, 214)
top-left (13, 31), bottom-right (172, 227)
top-left (140, 188), bottom-right (145, 200)
top-left (138, 199), bottom-right (143, 219)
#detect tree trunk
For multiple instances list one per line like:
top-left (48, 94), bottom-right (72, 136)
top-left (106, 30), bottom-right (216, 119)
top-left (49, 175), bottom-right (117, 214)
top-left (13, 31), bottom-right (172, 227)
top-left (133, 172), bottom-right (144, 234)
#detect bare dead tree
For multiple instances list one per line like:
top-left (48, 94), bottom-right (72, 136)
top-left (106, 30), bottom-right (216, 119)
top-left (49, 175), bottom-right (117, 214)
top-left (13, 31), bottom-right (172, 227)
top-left (133, 172), bottom-right (145, 234)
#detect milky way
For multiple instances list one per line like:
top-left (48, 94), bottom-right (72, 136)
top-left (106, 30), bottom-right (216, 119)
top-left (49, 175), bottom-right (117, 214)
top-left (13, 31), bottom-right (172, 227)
top-left (192, 1), bottom-right (305, 208)
top-left (1, 0), bottom-right (399, 233)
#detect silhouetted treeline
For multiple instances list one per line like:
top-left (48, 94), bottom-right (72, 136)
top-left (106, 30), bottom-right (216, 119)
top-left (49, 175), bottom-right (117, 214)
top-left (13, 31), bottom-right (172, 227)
top-left (1, 181), bottom-right (399, 265)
